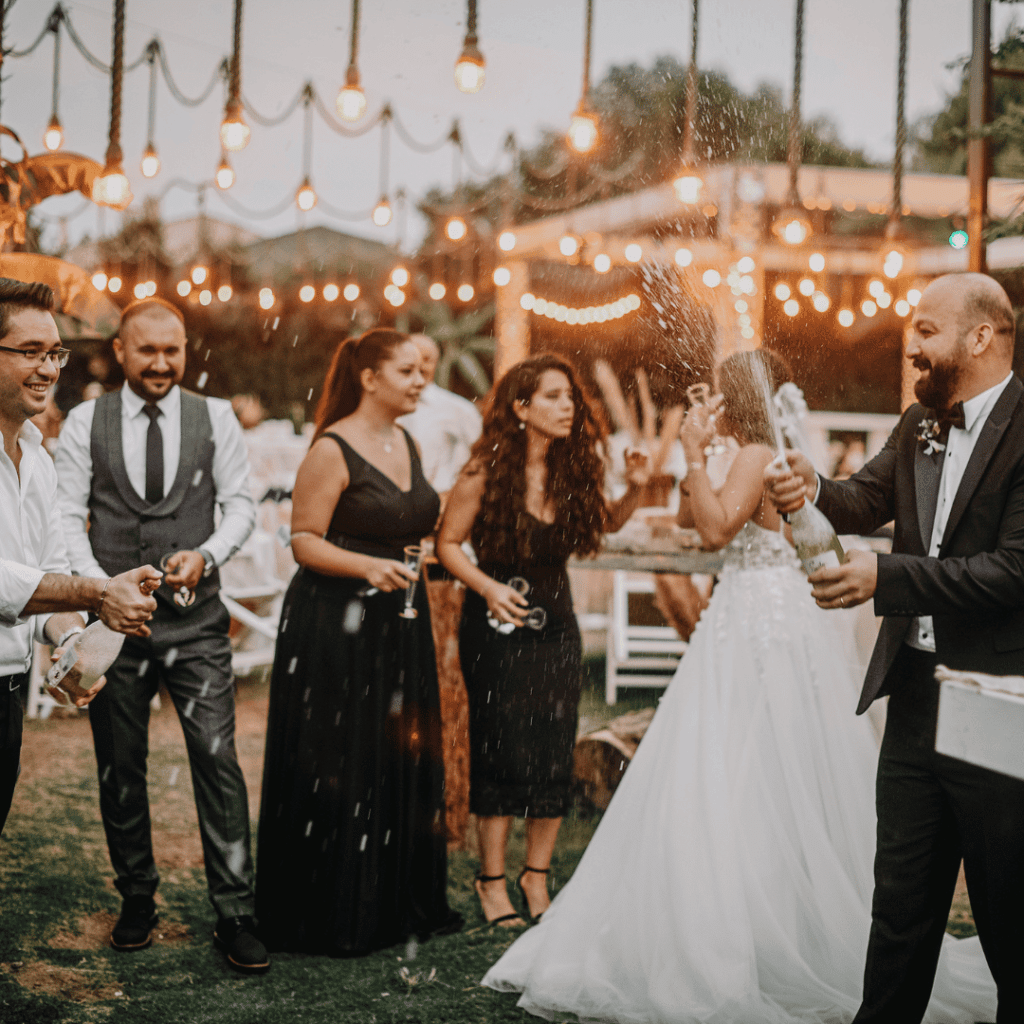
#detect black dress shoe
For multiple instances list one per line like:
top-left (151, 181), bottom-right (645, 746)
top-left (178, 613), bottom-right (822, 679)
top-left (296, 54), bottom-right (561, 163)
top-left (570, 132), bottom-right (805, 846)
top-left (110, 894), bottom-right (158, 951)
top-left (213, 915), bottom-right (270, 975)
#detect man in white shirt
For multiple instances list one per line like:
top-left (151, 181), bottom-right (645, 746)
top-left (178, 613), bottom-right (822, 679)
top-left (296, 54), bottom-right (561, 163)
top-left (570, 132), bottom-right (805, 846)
top-left (768, 273), bottom-right (1024, 1023)
top-left (398, 334), bottom-right (482, 496)
top-left (0, 279), bottom-right (158, 835)
top-left (55, 298), bottom-right (266, 975)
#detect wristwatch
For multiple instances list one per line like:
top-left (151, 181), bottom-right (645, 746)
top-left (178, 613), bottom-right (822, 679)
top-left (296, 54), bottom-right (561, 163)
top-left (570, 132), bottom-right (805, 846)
top-left (198, 548), bottom-right (216, 578)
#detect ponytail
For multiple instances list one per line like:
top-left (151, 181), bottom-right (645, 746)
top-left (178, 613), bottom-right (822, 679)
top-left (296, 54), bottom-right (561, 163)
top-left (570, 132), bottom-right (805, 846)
top-left (313, 328), bottom-right (408, 440)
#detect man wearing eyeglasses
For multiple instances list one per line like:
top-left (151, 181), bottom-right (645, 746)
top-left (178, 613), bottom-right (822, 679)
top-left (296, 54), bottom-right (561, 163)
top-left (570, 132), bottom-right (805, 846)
top-left (0, 277), bottom-right (159, 836)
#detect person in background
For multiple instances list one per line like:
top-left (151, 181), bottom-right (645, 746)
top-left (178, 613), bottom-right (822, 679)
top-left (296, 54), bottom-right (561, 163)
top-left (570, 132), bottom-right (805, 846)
top-left (437, 353), bottom-right (649, 928)
top-left (398, 334), bottom-right (482, 498)
top-left (54, 297), bottom-right (263, 974)
top-left (230, 393), bottom-right (266, 432)
top-left (0, 278), bottom-right (158, 835)
top-left (256, 328), bottom-right (463, 955)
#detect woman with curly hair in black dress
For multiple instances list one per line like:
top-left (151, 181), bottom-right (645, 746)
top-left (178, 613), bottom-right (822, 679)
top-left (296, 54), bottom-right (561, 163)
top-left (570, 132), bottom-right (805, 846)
top-left (437, 353), bottom-right (649, 928)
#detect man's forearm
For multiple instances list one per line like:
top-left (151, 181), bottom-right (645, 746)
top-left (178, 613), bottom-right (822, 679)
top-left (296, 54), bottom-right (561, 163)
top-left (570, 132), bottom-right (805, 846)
top-left (42, 611), bottom-right (87, 646)
top-left (21, 573), bottom-right (105, 616)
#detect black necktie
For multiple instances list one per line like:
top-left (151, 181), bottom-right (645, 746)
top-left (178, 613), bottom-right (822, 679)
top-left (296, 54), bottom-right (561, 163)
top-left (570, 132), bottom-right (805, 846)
top-left (143, 404), bottom-right (164, 504)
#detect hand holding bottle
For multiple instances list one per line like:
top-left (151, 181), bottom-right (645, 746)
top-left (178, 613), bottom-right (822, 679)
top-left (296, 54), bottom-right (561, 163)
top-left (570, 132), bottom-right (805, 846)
top-left (46, 643), bottom-right (106, 708)
top-left (98, 566), bottom-right (162, 637)
top-left (764, 450), bottom-right (817, 514)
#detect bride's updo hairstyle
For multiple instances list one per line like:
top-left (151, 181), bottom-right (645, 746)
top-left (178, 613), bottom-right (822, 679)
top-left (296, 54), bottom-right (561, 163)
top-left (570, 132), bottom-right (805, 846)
top-left (717, 349), bottom-right (793, 448)
top-left (466, 352), bottom-right (607, 565)
top-left (313, 328), bottom-right (408, 441)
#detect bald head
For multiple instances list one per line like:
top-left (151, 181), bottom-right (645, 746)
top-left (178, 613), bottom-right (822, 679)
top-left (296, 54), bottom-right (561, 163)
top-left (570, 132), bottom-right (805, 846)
top-left (929, 273), bottom-right (1016, 356)
top-left (409, 333), bottom-right (440, 383)
top-left (114, 301), bottom-right (187, 402)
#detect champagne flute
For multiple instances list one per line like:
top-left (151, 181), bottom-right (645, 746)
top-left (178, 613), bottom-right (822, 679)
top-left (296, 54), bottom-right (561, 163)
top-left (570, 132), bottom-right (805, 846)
top-left (398, 545), bottom-right (425, 620)
top-left (160, 551), bottom-right (196, 607)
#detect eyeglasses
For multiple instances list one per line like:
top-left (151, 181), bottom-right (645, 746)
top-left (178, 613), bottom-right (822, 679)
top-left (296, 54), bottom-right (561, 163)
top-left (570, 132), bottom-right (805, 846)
top-left (0, 344), bottom-right (71, 368)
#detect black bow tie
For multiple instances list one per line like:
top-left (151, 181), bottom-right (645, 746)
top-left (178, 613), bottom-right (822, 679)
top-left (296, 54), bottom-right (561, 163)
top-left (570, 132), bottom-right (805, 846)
top-left (938, 402), bottom-right (966, 433)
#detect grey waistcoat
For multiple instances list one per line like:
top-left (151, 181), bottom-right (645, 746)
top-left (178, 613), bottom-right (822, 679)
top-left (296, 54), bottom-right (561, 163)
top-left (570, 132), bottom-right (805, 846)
top-left (88, 388), bottom-right (221, 617)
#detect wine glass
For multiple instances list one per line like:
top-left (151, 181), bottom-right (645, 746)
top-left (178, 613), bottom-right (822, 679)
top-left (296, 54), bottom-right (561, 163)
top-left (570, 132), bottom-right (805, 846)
top-left (160, 551), bottom-right (196, 608)
top-left (398, 545), bottom-right (425, 620)
top-left (487, 577), bottom-right (530, 633)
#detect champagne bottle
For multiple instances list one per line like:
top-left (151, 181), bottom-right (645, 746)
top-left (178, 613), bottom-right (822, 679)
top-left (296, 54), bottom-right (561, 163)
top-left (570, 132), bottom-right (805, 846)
top-left (790, 499), bottom-right (846, 575)
top-left (46, 620), bottom-right (126, 697)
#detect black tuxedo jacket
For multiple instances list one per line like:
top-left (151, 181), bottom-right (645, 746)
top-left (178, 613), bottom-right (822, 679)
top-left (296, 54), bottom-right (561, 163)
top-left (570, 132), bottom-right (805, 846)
top-left (817, 375), bottom-right (1024, 714)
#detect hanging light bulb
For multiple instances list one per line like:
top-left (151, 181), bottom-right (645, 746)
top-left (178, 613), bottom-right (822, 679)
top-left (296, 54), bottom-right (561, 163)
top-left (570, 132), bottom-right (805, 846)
top-left (498, 230), bottom-right (516, 251)
top-left (457, 284), bottom-right (475, 302)
top-left (92, 158), bottom-right (133, 210)
top-left (429, 282), bottom-right (446, 300)
top-left (672, 172), bottom-right (703, 205)
top-left (218, 284), bottom-right (233, 301)
top-left (493, 267), bottom-right (511, 287)
top-left (559, 234), bottom-right (579, 257)
top-left (837, 308), bottom-right (855, 327)
top-left (323, 283), bottom-right (339, 301)
top-left (567, 100), bottom-right (599, 153)
top-left (177, 280), bottom-right (191, 297)
top-left (220, 99), bottom-right (250, 152)
top-left (882, 247), bottom-right (904, 279)
top-left (372, 196), bottom-right (393, 227)
top-left (140, 142), bottom-right (160, 178)
top-left (296, 177), bottom-right (318, 212)
top-left (43, 114), bottom-right (64, 152)
top-left (215, 154), bottom-right (235, 190)
top-left (91, 271), bottom-right (108, 291)
top-left (258, 287), bottom-right (275, 310)
top-left (446, 216), bottom-right (468, 241)
top-left (107, 276), bottom-right (122, 294)
top-left (336, 65), bottom-right (367, 122)
top-left (454, 0), bottom-right (485, 92)
top-left (391, 266), bottom-right (410, 287)
top-left (772, 207), bottom-right (812, 245)
top-left (191, 266), bottom-right (208, 286)
top-left (343, 283), bottom-right (360, 301)
top-left (594, 253), bottom-right (611, 273)
top-left (299, 285), bottom-right (315, 303)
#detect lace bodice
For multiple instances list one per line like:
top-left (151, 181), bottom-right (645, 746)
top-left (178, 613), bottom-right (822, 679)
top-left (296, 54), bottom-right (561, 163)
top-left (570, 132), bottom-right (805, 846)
top-left (720, 520), bottom-right (800, 572)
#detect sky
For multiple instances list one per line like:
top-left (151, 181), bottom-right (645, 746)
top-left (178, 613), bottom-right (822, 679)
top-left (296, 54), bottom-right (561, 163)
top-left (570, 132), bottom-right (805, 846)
top-left (2, 0), bottom-right (1020, 256)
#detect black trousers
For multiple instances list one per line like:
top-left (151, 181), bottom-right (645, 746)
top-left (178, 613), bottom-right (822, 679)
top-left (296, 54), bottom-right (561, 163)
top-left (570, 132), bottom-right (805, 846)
top-left (86, 602), bottom-right (255, 920)
top-left (854, 645), bottom-right (1024, 1024)
top-left (0, 672), bottom-right (27, 835)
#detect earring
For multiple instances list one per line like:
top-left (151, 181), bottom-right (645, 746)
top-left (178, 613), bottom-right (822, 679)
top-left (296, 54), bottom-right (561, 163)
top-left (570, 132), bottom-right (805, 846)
top-left (519, 421), bottom-right (526, 430)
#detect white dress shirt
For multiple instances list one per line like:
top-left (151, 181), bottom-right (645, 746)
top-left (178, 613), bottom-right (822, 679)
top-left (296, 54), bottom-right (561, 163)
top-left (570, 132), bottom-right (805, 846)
top-left (55, 383), bottom-right (256, 579)
top-left (398, 382), bottom-right (482, 494)
top-left (0, 420), bottom-right (70, 674)
top-left (906, 372), bottom-right (1014, 651)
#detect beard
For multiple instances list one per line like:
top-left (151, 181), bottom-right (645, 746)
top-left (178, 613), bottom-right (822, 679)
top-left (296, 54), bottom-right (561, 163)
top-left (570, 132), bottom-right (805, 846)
top-left (913, 347), bottom-right (966, 412)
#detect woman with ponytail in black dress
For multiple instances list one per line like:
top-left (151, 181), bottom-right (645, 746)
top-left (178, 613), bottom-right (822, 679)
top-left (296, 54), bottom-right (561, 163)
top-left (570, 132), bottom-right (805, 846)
top-left (255, 329), bottom-right (462, 956)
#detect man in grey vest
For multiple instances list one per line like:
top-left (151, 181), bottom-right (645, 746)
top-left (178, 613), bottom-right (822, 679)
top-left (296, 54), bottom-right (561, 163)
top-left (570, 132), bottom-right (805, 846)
top-left (55, 298), bottom-right (267, 974)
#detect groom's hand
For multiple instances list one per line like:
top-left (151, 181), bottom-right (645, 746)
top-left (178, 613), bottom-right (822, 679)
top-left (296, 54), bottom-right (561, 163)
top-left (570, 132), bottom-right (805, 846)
top-left (764, 450), bottom-right (816, 514)
top-left (808, 549), bottom-right (878, 609)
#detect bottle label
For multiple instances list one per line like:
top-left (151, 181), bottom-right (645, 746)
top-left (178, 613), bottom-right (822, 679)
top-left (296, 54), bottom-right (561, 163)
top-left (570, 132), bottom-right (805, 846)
top-left (802, 550), bottom-right (841, 574)
top-left (47, 642), bottom-right (80, 686)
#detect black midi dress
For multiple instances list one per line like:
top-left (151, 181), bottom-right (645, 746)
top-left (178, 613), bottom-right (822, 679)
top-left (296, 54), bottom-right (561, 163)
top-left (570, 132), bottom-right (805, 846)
top-left (255, 429), bottom-right (461, 956)
top-left (459, 514), bottom-right (583, 819)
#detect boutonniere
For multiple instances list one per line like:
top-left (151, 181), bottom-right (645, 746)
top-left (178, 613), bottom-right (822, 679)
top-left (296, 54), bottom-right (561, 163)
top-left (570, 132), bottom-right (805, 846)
top-left (916, 418), bottom-right (945, 456)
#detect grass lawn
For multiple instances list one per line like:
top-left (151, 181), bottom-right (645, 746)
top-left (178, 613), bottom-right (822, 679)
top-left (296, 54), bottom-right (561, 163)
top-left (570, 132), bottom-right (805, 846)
top-left (0, 656), bottom-right (976, 1023)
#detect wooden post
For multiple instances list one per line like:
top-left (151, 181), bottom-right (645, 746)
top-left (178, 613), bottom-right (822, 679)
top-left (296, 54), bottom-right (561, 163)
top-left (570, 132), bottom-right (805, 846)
top-left (494, 259), bottom-right (530, 378)
top-left (967, 0), bottom-right (991, 273)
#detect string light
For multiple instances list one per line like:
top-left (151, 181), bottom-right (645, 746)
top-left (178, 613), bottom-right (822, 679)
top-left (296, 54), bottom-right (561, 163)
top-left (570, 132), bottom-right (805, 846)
top-left (877, 292), bottom-right (892, 309)
top-left (391, 266), bottom-right (410, 287)
top-left (91, 271), bottom-right (108, 291)
top-left (300, 285), bottom-right (315, 302)
top-left (559, 234), bottom-right (579, 257)
top-left (218, 284), bottom-right (233, 301)
top-left (323, 283), bottom-right (339, 301)
top-left (43, 114), bottom-right (64, 152)
top-left (736, 256), bottom-right (755, 274)
top-left (882, 248), bottom-right (904, 278)
top-left (594, 253), bottom-right (611, 273)
top-left (191, 266), bottom-right (208, 285)
top-left (145, 280), bottom-right (156, 296)
top-left (493, 267), bottom-right (511, 286)
top-left (428, 282), bottom-right (446, 300)
top-left (774, 283), bottom-right (791, 301)
top-left (673, 174), bottom-right (702, 205)
top-left (337, 71), bottom-right (367, 121)
top-left (674, 247), bottom-right (693, 267)
top-left (907, 288), bottom-right (921, 306)
top-left (702, 269), bottom-right (721, 288)
top-left (567, 102), bottom-right (599, 153)
top-left (861, 299), bottom-right (878, 317)
top-left (774, 212), bottom-right (811, 245)
top-left (221, 0), bottom-right (250, 149)
top-left (343, 283), bottom-right (360, 301)
top-left (372, 196), bottom-right (393, 226)
top-left (177, 280), bottom-right (191, 297)
top-left (812, 291), bottom-right (830, 312)
top-left (215, 154), bottom-right (235, 190)
top-left (296, 177), bottom-right (318, 211)
top-left (519, 291), bottom-right (640, 323)
top-left (108, 276), bottom-right (122, 294)
top-left (894, 299), bottom-right (910, 316)
top-left (384, 284), bottom-right (406, 306)
top-left (199, 289), bottom-right (212, 305)
top-left (808, 252), bottom-right (825, 272)
top-left (838, 309), bottom-right (854, 327)
top-left (454, 0), bottom-right (485, 93)
top-left (624, 243), bottom-right (642, 263)
top-left (457, 284), bottom-right (475, 301)
top-left (446, 216), bottom-right (467, 241)
top-left (783, 298), bottom-right (800, 317)
top-left (868, 279), bottom-right (885, 299)
top-left (798, 278), bottom-right (814, 297)
top-left (498, 231), bottom-right (516, 252)
top-left (133, 283), bottom-right (147, 299)
top-left (140, 142), bottom-right (160, 178)
top-left (258, 287), bottom-right (275, 309)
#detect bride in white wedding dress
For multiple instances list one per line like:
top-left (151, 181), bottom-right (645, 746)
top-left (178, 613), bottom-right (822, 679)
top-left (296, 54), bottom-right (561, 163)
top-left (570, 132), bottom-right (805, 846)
top-left (482, 351), bottom-right (996, 1024)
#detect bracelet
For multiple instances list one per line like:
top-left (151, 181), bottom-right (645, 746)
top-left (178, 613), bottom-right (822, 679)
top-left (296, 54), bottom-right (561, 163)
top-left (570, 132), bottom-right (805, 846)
top-left (55, 625), bottom-right (84, 650)
top-left (96, 578), bottom-right (112, 615)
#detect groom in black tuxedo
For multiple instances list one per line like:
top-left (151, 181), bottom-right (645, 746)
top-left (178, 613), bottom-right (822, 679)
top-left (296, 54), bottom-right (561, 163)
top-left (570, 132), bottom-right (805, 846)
top-left (768, 272), bottom-right (1024, 1023)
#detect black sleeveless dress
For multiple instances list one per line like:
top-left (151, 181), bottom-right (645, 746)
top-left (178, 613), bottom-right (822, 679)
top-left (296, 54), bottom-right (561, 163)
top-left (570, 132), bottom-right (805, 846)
top-left (459, 515), bottom-right (583, 819)
top-left (255, 429), bottom-right (461, 956)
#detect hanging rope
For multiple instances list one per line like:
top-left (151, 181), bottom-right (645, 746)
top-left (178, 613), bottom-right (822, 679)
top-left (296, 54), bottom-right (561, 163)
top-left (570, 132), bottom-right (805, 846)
top-left (49, 9), bottom-right (61, 120)
top-left (155, 40), bottom-right (225, 107)
top-left (786, 0), bottom-right (805, 203)
top-left (389, 107), bottom-right (457, 154)
top-left (889, 0), bottom-right (909, 232)
top-left (302, 84), bottom-right (313, 177)
top-left (6, 4), bottom-right (58, 59)
top-left (59, 4), bottom-right (151, 73)
top-left (242, 82), bottom-right (308, 127)
top-left (682, 0), bottom-right (699, 164)
top-left (228, 0), bottom-right (243, 107)
top-left (214, 187), bottom-right (298, 220)
top-left (104, 0), bottom-right (126, 167)
top-left (379, 107), bottom-right (391, 196)
top-left (347, 0), bottom-right (360, 74)
top-left (145, 41), bottom-right (158, 143)
top-left (581, 0), bottom-right (594, 100)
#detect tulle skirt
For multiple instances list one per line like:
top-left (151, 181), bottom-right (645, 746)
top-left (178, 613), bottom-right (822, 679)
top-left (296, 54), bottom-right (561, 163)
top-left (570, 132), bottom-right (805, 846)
top-left (483, 562), bottom-right (996, 1023)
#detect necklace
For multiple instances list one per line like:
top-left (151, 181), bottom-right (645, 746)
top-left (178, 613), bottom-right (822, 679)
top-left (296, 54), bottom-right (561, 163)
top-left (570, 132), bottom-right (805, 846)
top-left (374, 425), bottom-right (396, 454)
